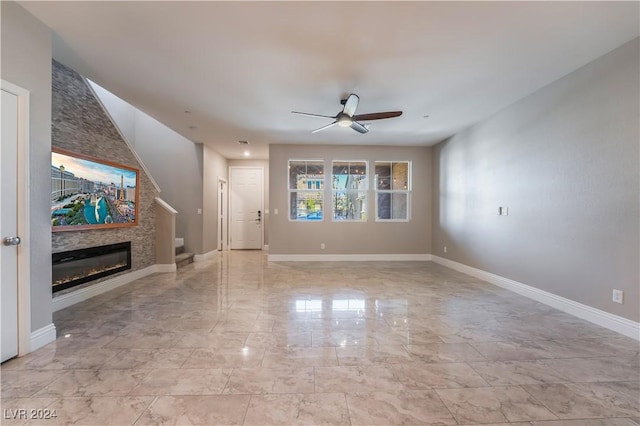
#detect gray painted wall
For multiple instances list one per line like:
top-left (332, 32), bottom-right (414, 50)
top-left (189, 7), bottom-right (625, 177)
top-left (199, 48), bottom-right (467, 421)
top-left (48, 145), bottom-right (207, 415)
top-left (51, 60), bottom-right (159, 294)
top-left (269, 144), bottom-right (432, 255)
top-left (90, 83), bottom-right (231, 256)
top-left (90, 84), bottom-right (204, 254)
top-left (1, 2), bottom-right (53, 332)
top-left (132, 112), bottom-right (204, 254)
top-left (432, 38), bottom-right (639, 322)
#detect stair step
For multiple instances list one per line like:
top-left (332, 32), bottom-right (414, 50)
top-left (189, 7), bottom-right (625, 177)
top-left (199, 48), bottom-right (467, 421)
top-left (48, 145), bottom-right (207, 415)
top-left (175, 245), bottom-right (185, 256)
top-left (175, 252), bottom-right (194, 268)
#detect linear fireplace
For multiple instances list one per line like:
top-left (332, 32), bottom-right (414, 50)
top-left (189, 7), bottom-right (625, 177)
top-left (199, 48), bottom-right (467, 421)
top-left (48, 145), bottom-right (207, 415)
top-left (52, 242), bottom-right (131, 293)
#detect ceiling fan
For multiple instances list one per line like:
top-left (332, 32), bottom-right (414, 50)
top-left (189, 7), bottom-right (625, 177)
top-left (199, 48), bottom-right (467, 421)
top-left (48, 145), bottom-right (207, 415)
top-left (292, 94), bottom-right (402, 134)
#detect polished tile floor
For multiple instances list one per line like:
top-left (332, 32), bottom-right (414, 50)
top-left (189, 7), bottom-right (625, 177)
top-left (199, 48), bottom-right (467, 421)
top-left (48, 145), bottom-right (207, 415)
top-left (2, 251), bottom-right (639, 425)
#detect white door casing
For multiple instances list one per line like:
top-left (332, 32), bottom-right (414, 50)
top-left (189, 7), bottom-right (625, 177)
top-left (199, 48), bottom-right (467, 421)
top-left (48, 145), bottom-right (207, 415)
top-left (218, 177), bottom-right (228, 251)
top-left (229, 167), bottom-right (263, 249)
top-left (1, 80), bottom-right (31, 362)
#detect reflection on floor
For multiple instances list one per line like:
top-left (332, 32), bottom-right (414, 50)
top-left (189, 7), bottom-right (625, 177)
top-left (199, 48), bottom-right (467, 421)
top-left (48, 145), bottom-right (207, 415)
top-left (2, 251), bottom-right (639, 425)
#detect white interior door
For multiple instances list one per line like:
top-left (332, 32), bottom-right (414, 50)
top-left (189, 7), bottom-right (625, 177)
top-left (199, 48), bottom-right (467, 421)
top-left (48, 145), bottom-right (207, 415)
top-left (230, 167), bottom-right (263, 249)
top-left (218, 178), bottom-right (228, 251)
top-left (1, 88), bottom-right (20, 362)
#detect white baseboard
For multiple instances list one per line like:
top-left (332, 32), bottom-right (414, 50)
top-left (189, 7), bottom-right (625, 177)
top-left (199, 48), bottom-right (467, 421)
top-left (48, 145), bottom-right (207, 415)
top-left (431, 255), bottom-right (640, 341)
top-left (30, 323), bottom-right (56, 352)
top-left (52, 264), bottom-right (170, 312)
top-left (268, 254), bottom-right (431, 262)
top-left (175, 237), bottom-right (184, 247)
top-left (155, 263), bottom-right (177, 272)
top-left (263, 244), bottom-right (269, 251)
top-left (194, 249), bottom-right (218, 262)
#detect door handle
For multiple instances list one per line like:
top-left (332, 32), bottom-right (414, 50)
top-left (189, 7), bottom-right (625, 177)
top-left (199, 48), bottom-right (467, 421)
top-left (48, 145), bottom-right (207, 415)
top-left (3, 236), bottom-right (21, 246)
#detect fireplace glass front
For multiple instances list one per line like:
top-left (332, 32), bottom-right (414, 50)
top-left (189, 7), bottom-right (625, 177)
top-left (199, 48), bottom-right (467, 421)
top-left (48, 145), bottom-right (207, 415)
top-left (52, 242), bottom-right (131, 293)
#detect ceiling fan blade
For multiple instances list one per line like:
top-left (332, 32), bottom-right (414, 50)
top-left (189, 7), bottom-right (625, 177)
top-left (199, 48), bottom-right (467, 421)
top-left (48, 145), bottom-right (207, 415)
top-left (292, 111), bottom-right (336, 120)
top-left (342, 94), bottom-right (359, 117)
top-left (350, 121), bottom-right (369, 134)
top-left (312, 121), bottom-right (338, 133)
top-left (353, 111), bottom-right (403, 121)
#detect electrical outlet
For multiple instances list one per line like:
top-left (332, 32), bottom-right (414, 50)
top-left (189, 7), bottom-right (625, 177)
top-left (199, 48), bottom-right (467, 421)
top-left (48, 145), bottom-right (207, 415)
top-left (612, 289), bottom-right (624, 304)
top-left (443, 246), bottom-right (447, 253)
top-left (320, 243), bottom-right (325, 250)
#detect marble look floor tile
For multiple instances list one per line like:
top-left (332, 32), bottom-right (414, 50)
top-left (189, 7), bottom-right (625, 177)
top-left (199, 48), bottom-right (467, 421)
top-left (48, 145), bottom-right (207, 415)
top-left (522, 382), bottom-right (640, 419)
top-left (101, 348), bottom-right (193, 369)
top-left (469, 340), bottom-right (557, 361)
top-left (436, 386), bottom-right (557, 423)
top-left (244, 331), bottom-right (312, 348)
top-left (534, 338), bottom-right (638, 359)
top-left (34, 369), bottom-right (150, 397)
top-left (469, 360), bottom-right (573, 385)
top-left (46, 334), bottom-right (118, 350)
top-left (1, 346), bottom-right (122, 371)
top-left (134, 395), bottom-right (250, 425)
top-left (223, 367), bottom-right (314, 394)
top-left (392, 361), bottom-right (489, 389)
top-left (530, 419), bottom-right (639, 425)
top-left (7, 252), bottom-right (638, 425)
top-left (104, 329), bottom-right (182, 350)
top-left (23, 396), bottom-right (154, 425)
top-left (243, 393), bottom-right (350, 426)
top-left (336, 345), bottom-right (412, 366)
top-left (315, 365), bottom-right (404, 393)
top-left (372, 330), bottom-right (443, 346)
top-left (181, 347), bottom-right (264, 369)
top-left (129, 368), bottom-right (231, 396)
top-left (404, 342), bottom-right (486, 363)
top-left (261, 346), bottom-right (338, 368)
top-left (1, 371), bottom-right (67, 398)
top-left (346, 390), bottom-right (457, 425)
top-left (212, 319), bottom-right (275, 333)
top-left (539, 357), bottom-right (640, 382)
top-left (311, 330), bottom-right (376, 347)
top-left (173, 331), bottom-right (249, 350)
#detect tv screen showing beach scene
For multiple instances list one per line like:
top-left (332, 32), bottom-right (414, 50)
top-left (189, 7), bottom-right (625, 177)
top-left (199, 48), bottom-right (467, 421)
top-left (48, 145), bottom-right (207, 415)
top-left (51, 148), bottom-right (139, 231)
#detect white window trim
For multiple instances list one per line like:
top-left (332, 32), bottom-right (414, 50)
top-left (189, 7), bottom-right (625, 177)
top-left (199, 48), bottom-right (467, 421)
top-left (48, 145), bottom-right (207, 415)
top-left (288, 159), bottom-right (325, 222)
top-left (331, 159), bottom-right (368, 223)
top-left (374, 160), bottom-right (412, 222)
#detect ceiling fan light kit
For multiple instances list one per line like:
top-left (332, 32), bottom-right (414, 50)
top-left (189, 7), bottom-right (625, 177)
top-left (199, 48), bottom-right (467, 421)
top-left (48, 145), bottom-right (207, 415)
top-left (292, 93), bottom-right (402, 134)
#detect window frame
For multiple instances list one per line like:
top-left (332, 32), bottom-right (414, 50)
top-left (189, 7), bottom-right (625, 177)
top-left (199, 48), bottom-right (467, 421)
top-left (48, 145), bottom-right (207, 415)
top-left (287, 159), bottom-right (325, 222)
top-left (374, 160), bottom-right (412, 222)
top-left (331, 159), bottom-right (369, 222)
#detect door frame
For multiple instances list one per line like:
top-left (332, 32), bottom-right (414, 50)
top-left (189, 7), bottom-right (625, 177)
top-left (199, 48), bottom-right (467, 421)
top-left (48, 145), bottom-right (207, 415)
top-left (1, 79), bottom-right (31, 356)
top-left (228, 166), bottom-right (264, 249)
top-left (217, 177), bottom-right (228, 251)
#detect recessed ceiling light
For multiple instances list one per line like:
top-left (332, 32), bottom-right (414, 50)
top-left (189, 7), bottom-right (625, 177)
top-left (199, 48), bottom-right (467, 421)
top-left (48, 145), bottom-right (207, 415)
top-left (238, 140), bottom-right (250, 145)
top-left (243, 150), bottom-right (251, 157)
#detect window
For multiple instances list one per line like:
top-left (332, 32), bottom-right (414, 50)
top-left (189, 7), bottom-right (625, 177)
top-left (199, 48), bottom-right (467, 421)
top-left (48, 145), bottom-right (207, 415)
top-left (288, 160), bottom-right (324, 221)
top-left (332, 161), bottom-right (367, 221)
top-left (375, 161), bottom-right (411, 221)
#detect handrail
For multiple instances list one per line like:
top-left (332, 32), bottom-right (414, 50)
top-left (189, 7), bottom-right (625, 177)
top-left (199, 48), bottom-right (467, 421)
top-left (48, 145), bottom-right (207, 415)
top-left (155, 197), bottom-right (178, 215)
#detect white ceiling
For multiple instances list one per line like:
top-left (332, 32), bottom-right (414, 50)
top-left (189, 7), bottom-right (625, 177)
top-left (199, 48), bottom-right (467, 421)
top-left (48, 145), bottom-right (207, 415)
top-left (20, 1), bottom-right (639, 160)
